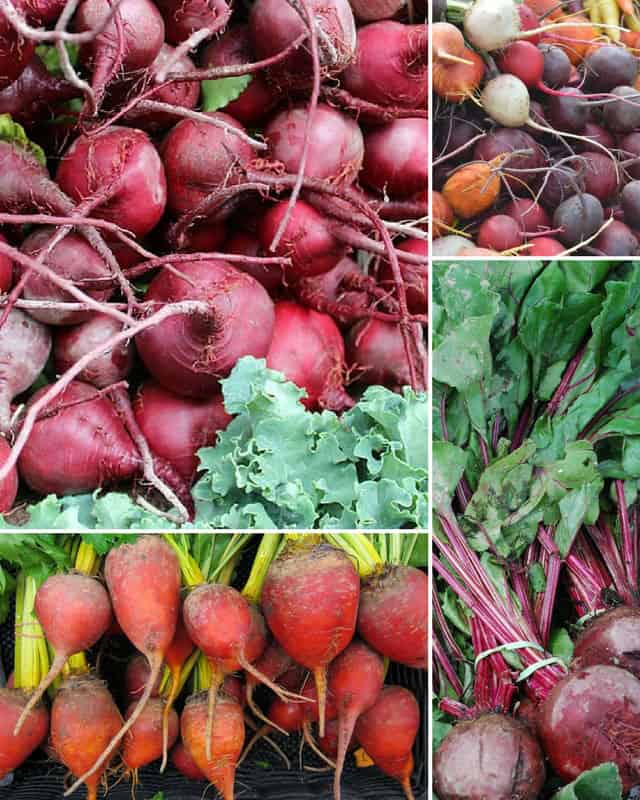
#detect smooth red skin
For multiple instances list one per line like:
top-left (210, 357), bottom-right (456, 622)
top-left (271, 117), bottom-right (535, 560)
top-left (57, 127), bottom-right (167, 238)
top-left (259, 200), bottom-right (346, 278)
top-left (75, 0), bottom-right (164, 95)
top-left (496, 40), bottom-right (543, 88)
top-left (172, 739), bottom-right (206, 781)
top-left (124, 45), bottom-right (200, 131)
top-left (523, 236), bottom-right (566, 256)
top-left (503, 199), bottom-right (551, 235)
top-left (181, 693), bottom-right (245, 800)
top-left (0, 18), bottom-right (35, 91)
top-left (155, 0), bottom-right (231, 46)
top-left (36, 573), bottom-right (112, 657)
top-left (266, 300), bottom-right (353, 412)
top-left (592, 219), bottom-right (639, 256)
top-left (123, 697), bottom-right (179, 769)
top-left (361, 118), bottom-right (427, 198)
top-left (19, 227), bottom-right (111, 325)
top-left (341, 22), bottom-right (426, 109)
top-left (572, 607), bottom-right (640, 678)
top-left (434, 712), bottom-right (544, 800)
top-left (0, 55), bottom-right (77, 125)
top-left (133, 380), bottom-right (231, 481)
top-left (54, 313), bottom-right (134, 390)
top-left (346, 318), bottom-right (427, 392)
top-left (0, 308), bottom-right (51, 432)
top-left (539, 664), bottom-right (640, 790)
top-left (105, 536), bottom-right (181, 661)
top-left (0, 438), bottom-right (17, 512)
top-left (266, 104), bottom-right (364, 186)
top-left (160, 112), bottom-right (254, 217)
top-left (0, 689), bottom-right (49, 779)
top-left (124, 654), bottom-right (162, 706)
top-left (357, 566), bottom-right (427, 670)
top-left (249, 0), bottom-right (356, 89)
top-left (246, 641), bottom-right (294, 704)
top-left (573, 152), bottom-right (619, 202)
top-left (276, 664), bottom-right (305, 692)
top-left (620, 132), bottom-right (640, 180)
top-left (0, 233), bottom-right (11, 293)
top-left (183, 584), bottom-right (253, 674)
top-left (378, 239), bottom-right (427, 315)
top-left (261, 543), bottom-right (360, 673)
top-left (200, 26), bottom-right (280, 125)
top-left (18, 380), bottom-right (139, 495)
top-left (51, 678), bottom-right (123, 800)
top-left (329, 641), bottom-right (385, 797)
top-left (267, 681), bottom-right (338, 731)
top-left (224, 229), bottom-right (284, 291)
top-left (476, 215), bottom-right (522, 252)
top-left (135, 259), bottom-right (275, 399)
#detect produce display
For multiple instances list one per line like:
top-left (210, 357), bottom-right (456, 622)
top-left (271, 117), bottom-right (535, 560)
top-left (0, 0), bottom-right (427, 528)
top-left (433, 0), bottom-right (640, 256)
top-left (432, 260), bottom-right (640, 798)
top-left (0, 532), bottom-right (427, 800)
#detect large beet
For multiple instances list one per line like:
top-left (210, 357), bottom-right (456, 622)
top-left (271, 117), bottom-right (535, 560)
top-left (434, 713), bottom-right (545, 800)
top-left (572, 606), bottom-right (640, 678)
top-left (135, 260), bottom-right (275, 399)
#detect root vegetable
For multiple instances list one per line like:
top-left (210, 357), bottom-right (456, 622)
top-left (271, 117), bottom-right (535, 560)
top-left (0, 689), bottom-right (48, 779)
top-left (361, 118), bottom-right (428, 197)
top-left (0, 308), bottom-right (51, 433)
top-left (135, 259), bottom-right (275, 399)
top-left (123, 696), bottom-right (179, 769)
top-left (442, 163), bottom-right (500, 220)
top-left (261, 541), bottom-right (360, 737)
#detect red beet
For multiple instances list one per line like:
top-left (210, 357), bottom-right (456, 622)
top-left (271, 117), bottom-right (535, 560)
top-left (200, 25), bottom-right (280, 124)
top-left (434, 712), bottom-right (544, 800)
top-left (135, 259), bottom-right (275, 399)
top-left (341, 22), bottom-right (427, 109)
top-left (155, 0), bottom-right (231, 46)
top-left (266, 301), bottom-right (353, 412)
top-left (539, 664), bottom-right (640, 790)
top-left (572, 606), bottom-right (640, 678)
top-left (172, 739), bottom-right (206, 780)
top-left (18, 381), bottom-right (139, 495)
top-left (378, 239), bottom-right (427, 315)
top-left (361, 118), bottom-right (428, 198)
top-left (124, 653), bottom-right (162, 706)
top-left (0, 689), bottom-right (49, 779)
top-left (346, 319), bottom-right (427, 391)
top-left (265, 104), bottom-right (364, 185)
top-left (53, 314), bottom-right (135, 389)
top-left (0, 438), bottom-right (18, 512)
top-left (133, 381), bottom-right (231, 481)
top-left (224, 229), bottom-right (284, 291)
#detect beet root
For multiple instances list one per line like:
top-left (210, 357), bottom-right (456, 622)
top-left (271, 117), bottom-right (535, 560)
top-left (572, 606), bottom-right (640, 678)
top-left (434, 712), bottom-right (545, 800)
top-left (0, 689), bottom-right (49, 779)
top-left (51, 676), bottom-right (123, 800)
top-left (181, 692), bottom-right (245, 800)
top-left (266, 301), bottom-right (353, 412)
top-left (357, 565), bottom-right (427, 669)
top-left (123, 696), bottom-right (179, 769)
top-left (14, 573), bottom-right (113, 735)
top-left (171, 739), bottom-right (206, 780)
top-left (539, 664), bottom-right (640, 790)
top-left (135, 259), bottom-right (275, 399)
top-left (261, 542), bottom-right (360, 737)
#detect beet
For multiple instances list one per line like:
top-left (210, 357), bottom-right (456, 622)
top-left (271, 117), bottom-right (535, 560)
top-left (539, 664), bottom-right (640, 790)
top-left (133, 380), bottom-right (231, 480)
top-left (200, 25), bottom-right (280, 125)
top-left (224, 230), bottom-right (284, 291)
top-left (434, 713), bottom-right (545, 800)
top-left (378, 239), bottom-right (427, 315)
top-left (155, 0), bottom-right (231, 47)
top-left (135, 259), bottom-right (275, 399)
top-left (266, 301), bottom-right (353, 412)
top-left (572, 606), bottom-right (640, 677)
top-left (361, 118), bottom-right (428, 198)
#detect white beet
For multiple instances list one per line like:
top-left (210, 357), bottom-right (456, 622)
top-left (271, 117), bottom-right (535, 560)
top-left (464, 0), bottom-right (520, 52)
top-left (431, 235), bottom-right (472, 256)
top-left (481, 75), bottom-right (530, 127)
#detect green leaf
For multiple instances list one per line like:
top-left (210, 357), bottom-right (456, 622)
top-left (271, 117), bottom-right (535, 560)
top-left (0, 114), bottom-right (46, 165)
top-left (549, 627), bottom-right (574, 666)
top-left (35, 43), bottom-right (79, 75)
top-left (553, 763), bottom-right (622, 799)
top-left (432, 441), bottom-right (467, 514)
top-left (201, 75), bottom-right (253, 112)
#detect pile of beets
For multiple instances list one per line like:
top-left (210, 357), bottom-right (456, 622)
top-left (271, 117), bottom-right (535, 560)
top-left (0, 0), bottom-right (427, 522)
